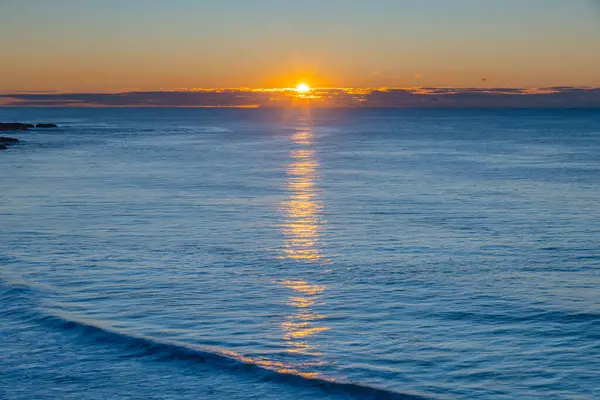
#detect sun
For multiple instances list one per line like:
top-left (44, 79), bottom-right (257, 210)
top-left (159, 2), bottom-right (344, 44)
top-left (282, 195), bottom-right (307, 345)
top-left (296, 83), bottom-right (310, 93)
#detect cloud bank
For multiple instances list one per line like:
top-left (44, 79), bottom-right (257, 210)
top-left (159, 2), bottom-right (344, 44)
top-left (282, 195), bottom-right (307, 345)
top-left (1, 87), bottom-right (600, 108)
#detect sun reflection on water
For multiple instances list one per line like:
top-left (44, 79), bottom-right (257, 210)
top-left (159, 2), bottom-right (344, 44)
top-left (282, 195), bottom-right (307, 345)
top-left (280, 133), bottom-right (324, 262)
top-left (218, 348), bottom-right (322, 379)
top-left (276, 115), bottom-right (330, 373)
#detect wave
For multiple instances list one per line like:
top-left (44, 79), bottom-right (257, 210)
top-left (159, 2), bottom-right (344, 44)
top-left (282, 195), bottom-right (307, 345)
top-left (0, 279), bottom-right (428, 400)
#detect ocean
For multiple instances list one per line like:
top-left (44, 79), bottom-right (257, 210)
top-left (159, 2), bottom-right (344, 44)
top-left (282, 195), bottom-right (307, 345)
top-left (1, 108), bottom-right (599, 399)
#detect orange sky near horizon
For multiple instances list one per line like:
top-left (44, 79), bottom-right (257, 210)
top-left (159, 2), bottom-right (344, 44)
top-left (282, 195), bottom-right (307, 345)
top-left (1, 0), bottom-right (600, 93)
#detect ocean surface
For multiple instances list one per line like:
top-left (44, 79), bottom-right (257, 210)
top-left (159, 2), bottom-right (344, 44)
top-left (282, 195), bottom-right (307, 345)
top-left (1, 108), bottom-right (599, 400)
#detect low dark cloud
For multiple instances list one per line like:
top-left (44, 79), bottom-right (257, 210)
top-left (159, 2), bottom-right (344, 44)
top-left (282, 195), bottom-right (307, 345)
top-left (2, 87), bottom-right (600, 108)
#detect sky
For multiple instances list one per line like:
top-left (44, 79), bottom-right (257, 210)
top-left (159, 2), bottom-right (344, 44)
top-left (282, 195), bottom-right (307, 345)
top-left (1, 0), bottom-right (600, 102)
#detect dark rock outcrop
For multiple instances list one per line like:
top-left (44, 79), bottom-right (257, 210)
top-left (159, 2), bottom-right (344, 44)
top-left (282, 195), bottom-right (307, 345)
top-left (0, 137), bottom-right (19, 144)
top-left (0, 122), bottom-right (34, 131)
top-left (0, 144), bottom-right (7, 150)
top-left (36, 123), bottom-right (58, 128)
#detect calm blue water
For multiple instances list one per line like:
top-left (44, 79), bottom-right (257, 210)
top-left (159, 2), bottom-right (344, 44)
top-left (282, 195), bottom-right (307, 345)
top-left (1, 108), bottom-right (599, 399)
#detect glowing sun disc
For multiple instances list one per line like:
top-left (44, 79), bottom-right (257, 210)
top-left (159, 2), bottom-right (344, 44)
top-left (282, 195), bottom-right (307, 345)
top-left (296, 83), bottom-right (310, 93)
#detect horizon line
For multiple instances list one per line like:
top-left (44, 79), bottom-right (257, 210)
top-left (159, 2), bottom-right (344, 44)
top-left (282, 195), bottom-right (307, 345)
top-left (3, 85), bottom-right (600, 96)
top-left (2, 86), bottom-right (600, 109)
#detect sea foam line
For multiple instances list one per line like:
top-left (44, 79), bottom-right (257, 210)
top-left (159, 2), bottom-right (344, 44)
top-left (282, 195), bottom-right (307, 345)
top-left (0, 279), bottom-right (429, 400)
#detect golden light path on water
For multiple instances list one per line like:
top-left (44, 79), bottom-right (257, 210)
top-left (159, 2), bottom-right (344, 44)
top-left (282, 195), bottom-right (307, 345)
top-left (215, 115), bottom-right (330, 380)
top-left (275, 114), bottom-right (330, 377)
